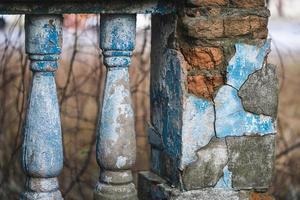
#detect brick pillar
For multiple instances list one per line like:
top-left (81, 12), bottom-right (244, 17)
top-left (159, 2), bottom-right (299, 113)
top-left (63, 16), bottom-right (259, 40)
top-left (139, 0), bottom-right (277, 199)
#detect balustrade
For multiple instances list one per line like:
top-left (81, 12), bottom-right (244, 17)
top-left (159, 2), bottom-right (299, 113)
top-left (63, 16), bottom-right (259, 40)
top-left (0, 1), bottom-right (175, 200)
top-left (20, 13), bottom-right (138, 200)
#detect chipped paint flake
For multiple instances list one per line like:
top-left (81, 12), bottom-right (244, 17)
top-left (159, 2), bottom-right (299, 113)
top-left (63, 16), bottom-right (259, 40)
top-left (116, 156), bottom-right (127, 169)
top-left (215, 165), bottom-right (233, 189)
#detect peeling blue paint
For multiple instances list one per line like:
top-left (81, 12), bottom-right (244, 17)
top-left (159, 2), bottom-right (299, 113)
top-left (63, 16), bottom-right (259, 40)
top-left (227, 40), bottom-right (270, 89)
top-left (161, 49), bottom-right (182, 160)
top-left (25, 15), bottom-right (62, 55)
top-left (215, 85), bottom-right (275, 137)
top-left (215, 166), bottom-right (232, 189)
top-left (95, 14), bottom-right (138, 199)
top-left (22, 15), bottom-right (63, 199)
top-left (181, 95), bottom-right (214, 169)
top-left (22, 72), bottom-right (63, 177)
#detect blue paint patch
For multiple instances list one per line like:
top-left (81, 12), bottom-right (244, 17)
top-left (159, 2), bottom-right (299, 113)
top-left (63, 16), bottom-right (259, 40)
top-left (215, 166), bottom-right (232, 189)
top-left (215, 85), bottom-right (276, 137)
top-left (227, 41), bottom-right (270, 89)
top-left (25, 15), bottom-right (62, 55)
top-left (181, 95), bottom-right (215, 169)
top-left (161, 50), bottom-right (183, 160)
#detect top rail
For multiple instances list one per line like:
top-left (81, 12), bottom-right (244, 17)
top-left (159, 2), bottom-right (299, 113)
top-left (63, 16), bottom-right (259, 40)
top-left (0, 0), bottom-right (176, 14)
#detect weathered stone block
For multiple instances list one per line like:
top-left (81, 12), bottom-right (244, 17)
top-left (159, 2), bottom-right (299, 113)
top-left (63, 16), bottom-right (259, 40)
top-left (226, 135), bottom-right (275, 190)
top-left (238, 64), bottom-right (278, 118)
top-left (182, 137), bottom-right (228, 190)
top-left (138, 171), bottom-right (251, 200)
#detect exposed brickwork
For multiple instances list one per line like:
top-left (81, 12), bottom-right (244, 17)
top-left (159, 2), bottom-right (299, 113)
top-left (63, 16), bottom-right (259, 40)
top-left (187, 75), bottom-right (224, 99)
top-left (250, 192), bottom-right (275, 200)
top-left (181, 46), bottom-right (224, 70)
top-left (231, 0), bottom-right (265, 8)
top-left (187, 0), bottom-right (228, 6)
top-left (187, 0), bottom-right (265, 8)
top-left (179, 0), bottom-right (269, 99)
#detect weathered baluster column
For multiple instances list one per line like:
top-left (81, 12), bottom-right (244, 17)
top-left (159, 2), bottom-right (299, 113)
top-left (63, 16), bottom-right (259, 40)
top-left (95, 14), bottom-right (137, 200)
top-left (21, 15), bottom-right (63, 200)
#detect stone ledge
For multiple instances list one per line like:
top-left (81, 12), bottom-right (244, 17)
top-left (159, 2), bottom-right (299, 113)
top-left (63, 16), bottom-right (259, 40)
top-left (138, 171), bottom-right (275, 200)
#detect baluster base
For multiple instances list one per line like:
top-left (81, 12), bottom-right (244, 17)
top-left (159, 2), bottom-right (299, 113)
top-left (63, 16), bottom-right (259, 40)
top-left (20, 191), bottom-right (63, 200)
top-left (94, 182), bottom-right (137, 200)
top-left (20, 177), bottom-right (63, 200)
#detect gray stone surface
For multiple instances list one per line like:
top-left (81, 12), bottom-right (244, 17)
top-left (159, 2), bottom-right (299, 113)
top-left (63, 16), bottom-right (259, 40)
top-left (226, 134), bottom-right (275, 190)
top-left (170, 189), bottom-right (249, 200)
top-left (138, 171), bottom-right (251, 200)
top-left (182, 137), bottom-right (228, 190)
top-left (238, 63), bottom-right (278, 118)
top-left (138, 171), bottom-right (167, 200)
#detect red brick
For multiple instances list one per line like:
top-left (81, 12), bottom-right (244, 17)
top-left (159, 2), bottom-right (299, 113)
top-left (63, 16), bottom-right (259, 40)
top-left (182, 16), bottom-right (224, 39)
top-left (187, 75), bottom-right (224, 99)
top-left (250, 192), bottom-right (275, 200)
top-left (181, 46), bottom-right (224, 70)
top-left (231, 0), bottom-right (265, 8)
top-left (187, 0), bottom-right (228, 6)
top-left (224, 15), bottom-right (268, 38)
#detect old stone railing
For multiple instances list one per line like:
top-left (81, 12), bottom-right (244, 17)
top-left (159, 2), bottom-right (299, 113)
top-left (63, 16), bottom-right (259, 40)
top-left (0, 1), bottom-right (175, 200)
top-left (0, 0), bottom-right (278, 200)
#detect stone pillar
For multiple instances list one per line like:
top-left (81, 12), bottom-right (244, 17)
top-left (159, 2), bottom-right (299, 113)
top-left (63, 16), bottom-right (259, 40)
top-left (94, 14), bottom-right (138, 200)
top-left (139, 0), bottom-right (278, 199)
top-left (21, 15), bottom-right (63, 200)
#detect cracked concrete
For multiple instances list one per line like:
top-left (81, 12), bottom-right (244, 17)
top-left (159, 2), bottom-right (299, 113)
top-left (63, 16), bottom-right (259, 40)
top-left (182, 137), bottom-right (228, 190)
top-left (226, 134), bottom-right (275, 190)
top-left (238, 63), bottom-right (278, 118)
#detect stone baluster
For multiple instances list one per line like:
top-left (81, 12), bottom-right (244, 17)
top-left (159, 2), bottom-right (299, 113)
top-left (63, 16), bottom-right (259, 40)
top-left (94, 14), bottom-right (138, 200)
top-left (21, 15), bottom-right (63, 200)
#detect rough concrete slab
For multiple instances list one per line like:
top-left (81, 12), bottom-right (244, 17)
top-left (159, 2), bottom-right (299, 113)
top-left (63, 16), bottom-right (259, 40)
top-left (238, 63), bottom-right (278, 118)
top-left (226, 134), bottom-right (275, 190)
top-left (182, 137), bottom-right (228, 190)
top-left (138, 171), bottom-right (250, 200)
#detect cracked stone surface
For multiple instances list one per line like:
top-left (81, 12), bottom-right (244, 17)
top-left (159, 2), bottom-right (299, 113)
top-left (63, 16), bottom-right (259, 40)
top-left (238, 63), bottom-right (278, 118)
top-left (226, 134), bottom-right (275, 190)
top-left (215, 85), bottom-right (276, 137)
top-left (138, 171), bottom-right (251, 200)
top-left (227, 41), bottom-right (270, 90)
top-left (181, 95), bottom-right (215, 169)
top-left (182, 137), bottom-right (228, 190)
